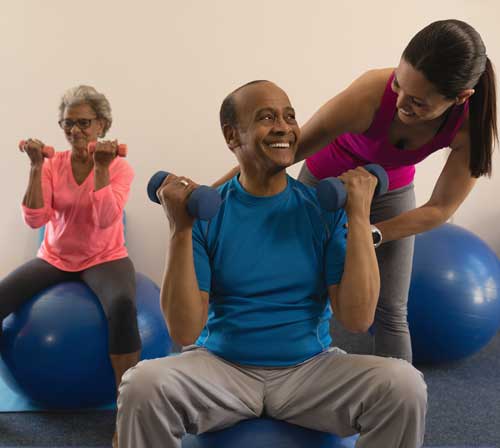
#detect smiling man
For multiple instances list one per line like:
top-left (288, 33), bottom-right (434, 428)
top-left (116, 80), bottom-right (427, 448)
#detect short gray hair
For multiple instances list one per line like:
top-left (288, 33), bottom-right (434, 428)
top-left (59, 85), bottom-right (112, 136)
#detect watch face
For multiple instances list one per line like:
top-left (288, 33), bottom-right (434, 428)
top-left (371, 227), bottom-right (382, 245)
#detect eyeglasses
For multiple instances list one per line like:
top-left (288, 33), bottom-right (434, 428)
top-left (58, 118), bottom-right (98, 131)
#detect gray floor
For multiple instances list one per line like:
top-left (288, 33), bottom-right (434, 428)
top-left (419, 331), bottom-right (500, 447)
top-left (0, 332), bottom-right (499, 447)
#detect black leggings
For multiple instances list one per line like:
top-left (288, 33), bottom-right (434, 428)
top-left (0, 257), bottom-right (141, 354)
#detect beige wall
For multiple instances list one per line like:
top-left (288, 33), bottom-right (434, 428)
top-left (1, 0), bottom-right (499, 283)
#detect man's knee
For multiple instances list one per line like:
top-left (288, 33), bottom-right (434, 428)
top-left (374, 358), bottom-right (427, 411)
top-left (118, 359), bottom-right (180, 410)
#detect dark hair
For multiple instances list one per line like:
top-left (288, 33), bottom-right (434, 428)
top-left (219, 80), bottom-right (269, 129)
top-left (403, 19), bottom-right (497, 177)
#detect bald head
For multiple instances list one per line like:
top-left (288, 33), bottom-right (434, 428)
top-left (220, 80), bottom-right (280, 130)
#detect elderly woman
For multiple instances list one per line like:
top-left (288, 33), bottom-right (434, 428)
top-left (0, 85), bottom-right (140, 396)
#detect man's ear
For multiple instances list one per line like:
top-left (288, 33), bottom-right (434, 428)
top-left (222, 124), bottom-right (240, 151)
top-left (456, 88), bottom-right (475, 105)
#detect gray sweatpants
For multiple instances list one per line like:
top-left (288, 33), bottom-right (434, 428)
top-left (298, 163), bottom-right (416, 362)
top-left (117, 346), bottom-right (427, 447)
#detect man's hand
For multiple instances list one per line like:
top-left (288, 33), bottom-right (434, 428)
top-left (156, 174), bottom-right (198, 234)
top-left (338, 167), bottom-right (377, 218)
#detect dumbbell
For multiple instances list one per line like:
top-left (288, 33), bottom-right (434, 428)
top-left (18, 140), bottom-right (54, 159)
top-left (147, 171), bottom-right (222, 221)
top-left (87, 141), bottom-right (128, 157)
top-left (316, 164), bottom-right (389, 211)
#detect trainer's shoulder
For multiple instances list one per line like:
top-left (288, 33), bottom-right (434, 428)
top-left (351, 67), bottom-right (394, 108)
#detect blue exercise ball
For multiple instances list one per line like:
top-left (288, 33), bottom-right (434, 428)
top-left (408, 223), bottom-right (500, 364)
top-left (0, 272), bottom-right (170, 408)
top-left (181, 418), bottom-right (359, 448)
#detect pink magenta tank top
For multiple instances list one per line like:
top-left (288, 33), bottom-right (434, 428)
top-left (306, 73), bottom-right (469, 190)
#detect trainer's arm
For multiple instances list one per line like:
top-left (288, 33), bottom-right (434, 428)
top-left (296, 68), bottom-right (391, 163)
top-left (212, 166), bottom-right (240, 188)
top-left (376, 129), bottom-right (476, 243)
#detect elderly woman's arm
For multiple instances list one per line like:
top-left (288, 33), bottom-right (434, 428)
top-left (23, 164), bottom-right (44, 210)
top-left (90, 144), bottom-right (134, 229)
top-left (21, 140), bottom-right (53, 228)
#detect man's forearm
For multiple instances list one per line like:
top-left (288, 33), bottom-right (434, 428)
top-left (336, 215), bottom-right (380, 332)
top-left (161, 230), bottom-right (207, 346)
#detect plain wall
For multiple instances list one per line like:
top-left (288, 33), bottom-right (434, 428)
top-left (1, 0), bottom-right (499, 284)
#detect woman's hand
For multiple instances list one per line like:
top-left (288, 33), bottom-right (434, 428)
top-left (20, 139), bottom-right (45, 167)
top-left (92, 140), bottom-right (118, 168)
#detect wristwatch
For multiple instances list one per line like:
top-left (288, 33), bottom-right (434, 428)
top-left (371, 224), bottom-right (383, 248)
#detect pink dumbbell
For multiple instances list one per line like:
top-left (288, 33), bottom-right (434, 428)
top-left (18, 140), bottom-right (55, 159)
top-left (87, 141), bottom-right (128, 157)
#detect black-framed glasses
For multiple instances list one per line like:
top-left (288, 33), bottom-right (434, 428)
top-left (58, 118), bottom-right (97, 131)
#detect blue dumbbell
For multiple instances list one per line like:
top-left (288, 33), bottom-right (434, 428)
top-left (316, 164), bottom-right (389, 211)
top-left (147, 171), bottom-right (222, 220)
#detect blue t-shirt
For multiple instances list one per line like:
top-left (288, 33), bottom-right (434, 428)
top-left (193, 175), bottom-right (347, 366)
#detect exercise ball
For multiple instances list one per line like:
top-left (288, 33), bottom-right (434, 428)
top-left (408, 223), bottom-right (500, 364)
top-left (0, 272), bottom-right (170, 408)
top-left (181, 418), bottom-right (359, 448)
